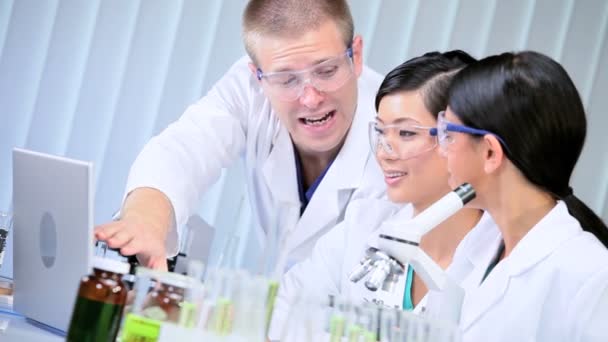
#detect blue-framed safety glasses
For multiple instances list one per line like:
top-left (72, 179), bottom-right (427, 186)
top-left (437, 110), bottom-right (510, 154)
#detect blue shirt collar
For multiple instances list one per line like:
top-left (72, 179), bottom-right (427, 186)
top-left (294, 148), bottom-right (335, 214)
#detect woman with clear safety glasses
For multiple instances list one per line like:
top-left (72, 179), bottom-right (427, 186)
top-left (270, 50), bottom-right (499, 339)
top-left (440, 51), bottom-right (608, 341)
top-left (365, 51), bottom-right (495, 312)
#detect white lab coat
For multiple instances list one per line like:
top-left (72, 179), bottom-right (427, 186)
top-left (453, 201), bottom-right (608, 341)
top-left (124, 56), bottom-right (386, 268)
top-left (269, 198), bottom-right (496, 340)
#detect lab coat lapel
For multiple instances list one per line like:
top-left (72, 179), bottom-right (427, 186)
top-left (261, 125), bottom-right (301, 207)
top-left (461, 202), bottom-right (578, 331)
top-left (459, 231), bottom-right (508, 331)
top-left (448, 213), bottom-right (497, 284)
top-left (504, 202), bottom-right (579, 277)
top-left (287, 106), bottom-right (372, 251)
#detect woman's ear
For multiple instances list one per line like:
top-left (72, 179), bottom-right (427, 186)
top-left (482, 134), bottom-right (506, 174)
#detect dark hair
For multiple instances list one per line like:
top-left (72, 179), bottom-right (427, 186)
top-left (448, 51), bottom-right (608, 248)
top-left (375, 50), bottom-right (477, 117)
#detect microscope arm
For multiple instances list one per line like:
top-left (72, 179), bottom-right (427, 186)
top-left (377, 226), bottom-right (446, 291)
top-left (408, 248), bottom-right (447, 291)
top-left (349, 184), bottom-right (474, 323)
top-left (400, 183), bottom-right (475, 238)
top-left (376, 183), bottom-right (475, 289)
top-left (375, 184), bottom-right (475, 323)
top-left (378, 233), bottom-right (464, 323)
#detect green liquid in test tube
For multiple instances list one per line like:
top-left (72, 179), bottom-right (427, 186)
top-left (329, 315), bottom-right (345, 342)
top-left (363, 329), bottom-right (377, 342)
top-left (213, 297), bottom-right (233, 335)
top-left (265, 280), bottom-right (279, 334)
top-left (347, 324), bottom-right (362, 342)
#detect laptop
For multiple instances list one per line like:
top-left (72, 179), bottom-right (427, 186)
top-left (12, 148), bottom-right (94, 334)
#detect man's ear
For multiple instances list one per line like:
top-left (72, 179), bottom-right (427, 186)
top-left (482, 134), bottom-right (506, 174)
top-left (248, 62), bottom-right (261, 82)
top-left (351, 35), bottom-right (364, 76)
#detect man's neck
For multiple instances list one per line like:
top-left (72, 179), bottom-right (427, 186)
top-left (295, 147), bottom-right (340, 189)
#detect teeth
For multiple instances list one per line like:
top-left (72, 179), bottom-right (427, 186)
top-left (308, 114), bottom-right (326, 120)
top-left (303, 112), bottom-right (332, 125)
top-left (385, 172), bottom-right (406, 178)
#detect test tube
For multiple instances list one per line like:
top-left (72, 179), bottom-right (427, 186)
top-left (280, 294), bottom-right (318, 342)
top-left (328, 297), bottom-right (349, 342)
top-left (214, 269), bottom-right (235, 335)
top-left (379, 308), bottom-right (404, 342)
top-left (406, 315), bottom-right (462, 342)
top-left (119, 267), bottom-right (159, 342)
top-left (178, 260), bottom-right (205, 328)
top-left (197, 268), bottom-right (221, 331)
top-left (232, 274), bottom-right (268, 342)
top-left (356, 304), bottom-right (379, 342)
top-left (265, 279), bottom-right (279, 334)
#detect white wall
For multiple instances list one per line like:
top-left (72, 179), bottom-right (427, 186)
top-left (1, 0), bottom-right (607, 277)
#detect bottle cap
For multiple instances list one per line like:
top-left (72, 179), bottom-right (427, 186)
top-left (92, 256), bottom-right (130, 274)
top-left (158, 272), bottom-right (191, 288)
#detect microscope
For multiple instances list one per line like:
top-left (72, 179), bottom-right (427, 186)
top-left (348, 183), bottom-right (476, 323)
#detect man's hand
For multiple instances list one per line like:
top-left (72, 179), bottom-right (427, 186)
top-left (94, 187), bottom-right (174, 271)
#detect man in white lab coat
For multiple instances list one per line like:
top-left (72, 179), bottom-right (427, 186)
top-left (94, 0), bottom-right (385, 272)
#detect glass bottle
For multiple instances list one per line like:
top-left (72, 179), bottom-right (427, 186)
top-left (66, 256), bottom-right (130, 342)
top-left (140, 272), bottom-right (188, 323)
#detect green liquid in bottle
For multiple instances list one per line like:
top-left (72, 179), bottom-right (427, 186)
top-left (66, 296), bottom-right (124, 342)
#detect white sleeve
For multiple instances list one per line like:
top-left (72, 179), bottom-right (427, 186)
top-left (124, 56), bottom-right (255, 256)
top-left (571, 268), bottom-right (608, 341)
top-left (268, 222), bottom-right (347, 340)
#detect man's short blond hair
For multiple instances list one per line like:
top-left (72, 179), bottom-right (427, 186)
top-left (242, 0), bottom-right (354, 65)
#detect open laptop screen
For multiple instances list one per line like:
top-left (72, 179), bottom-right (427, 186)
top-left (12, 148), bottom-right (94, 333)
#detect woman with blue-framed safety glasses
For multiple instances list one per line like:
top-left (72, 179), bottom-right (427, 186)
top-left (440, 51), bottom-right (608, 341)
top-left (436, 110), bottom-right (510, 156)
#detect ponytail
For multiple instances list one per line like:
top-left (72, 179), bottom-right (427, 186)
top-left (563, 194), bottom-right (608, 248)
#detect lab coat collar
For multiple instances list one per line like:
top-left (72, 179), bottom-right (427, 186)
top-left (504, 201), bottom-right (579, 277)
top-left (458, 214), bottom-right (504, 331)
top-left (286, 103), bottom-right (376, 249)
top-left (262, 96), bottom-right (371, 202)
top-left (324, 101), bottom-right (374, 191)
top-left (439, 211), bottom-right (499, 291)
top-left (261, 124), bottom-right (300, 206)
top-left (460, 201), bottom-right (580, 330)
top-left (459, 212), bottom-right (501, 272)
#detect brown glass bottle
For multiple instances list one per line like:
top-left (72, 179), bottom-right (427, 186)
top-left (66, 257), bottom-right (130, 342)
top-left (140, 272), bottom-right (188, 323)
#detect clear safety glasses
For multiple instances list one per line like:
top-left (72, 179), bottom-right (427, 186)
top-left (437, 110), bottom-right (510, 155)
top-left (368, 120), bottom-right (438, 160)
top-left (256, 47), bottom-right (355, 101)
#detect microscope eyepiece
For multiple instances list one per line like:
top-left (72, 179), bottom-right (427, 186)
top-left (454, 183), bottom-right (475, 204)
